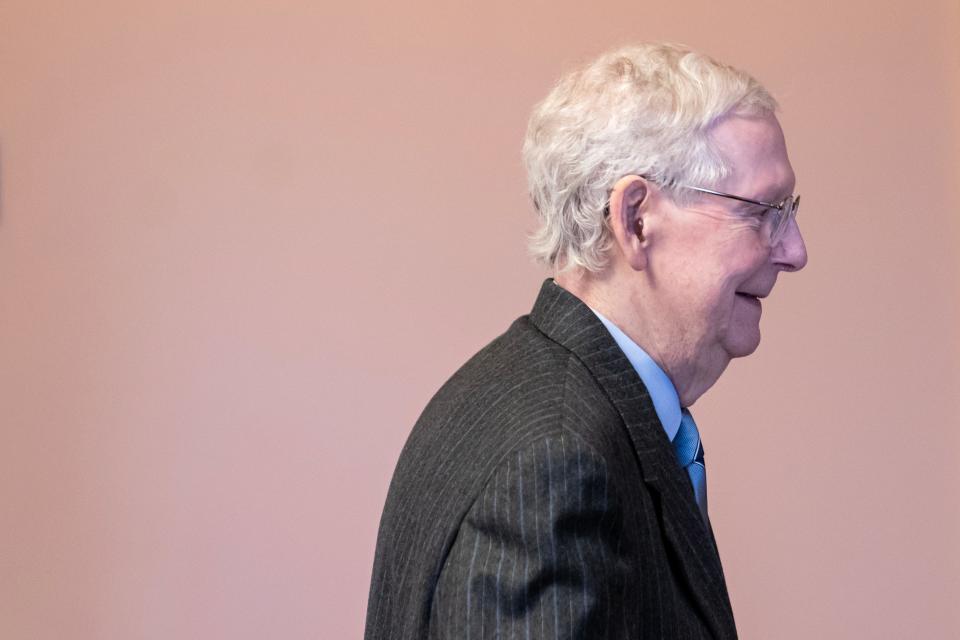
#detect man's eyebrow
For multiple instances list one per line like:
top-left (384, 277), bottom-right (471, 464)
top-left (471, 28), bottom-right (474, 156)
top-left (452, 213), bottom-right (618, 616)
top-left (731, 198), bottom-right (768, 213)
top-left (734, 198), bottom-right (764, 210)
top-left (756, 184), bottom-right (795, 205)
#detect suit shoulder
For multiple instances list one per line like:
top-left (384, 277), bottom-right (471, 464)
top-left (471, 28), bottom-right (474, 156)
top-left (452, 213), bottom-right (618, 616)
top-left (442, 314), bottom-right (573, 394)
top-left (397, 314), bottom-right (625, 493)
top-left (415, 314), bottom-right (588, 443)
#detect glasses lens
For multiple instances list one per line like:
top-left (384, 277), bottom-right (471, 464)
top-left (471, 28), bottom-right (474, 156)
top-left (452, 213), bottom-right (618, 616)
top-left (770, 195), bottom-right (799, 245)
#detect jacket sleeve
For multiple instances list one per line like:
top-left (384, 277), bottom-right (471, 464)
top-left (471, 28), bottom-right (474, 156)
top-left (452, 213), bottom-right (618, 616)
top-left (429, 431), bottom-right (631, 639)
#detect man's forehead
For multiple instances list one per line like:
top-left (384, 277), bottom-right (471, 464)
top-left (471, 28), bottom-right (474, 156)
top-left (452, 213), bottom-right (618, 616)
top-left (711, 111), bottom-right (785, 143)
top-left (711, 113), bottom-right (794, 198)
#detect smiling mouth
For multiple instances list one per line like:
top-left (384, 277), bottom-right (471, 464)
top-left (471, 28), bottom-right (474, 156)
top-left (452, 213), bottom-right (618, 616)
top-left (736, 292), bottom-right (762, 304)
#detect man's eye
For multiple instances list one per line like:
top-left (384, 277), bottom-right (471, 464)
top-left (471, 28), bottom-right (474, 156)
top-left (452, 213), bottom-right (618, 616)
top-left (740, 205), bottom-right (769, 220)
top-left (736, 206), bottom-right (775, 230)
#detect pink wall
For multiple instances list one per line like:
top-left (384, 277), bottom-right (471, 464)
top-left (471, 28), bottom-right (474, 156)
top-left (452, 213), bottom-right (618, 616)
top-left (1, 1), bottom-right (957, 638)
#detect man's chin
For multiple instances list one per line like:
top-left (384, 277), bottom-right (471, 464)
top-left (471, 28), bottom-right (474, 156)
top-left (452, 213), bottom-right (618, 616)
top-left (724, 330), bottom-right (761, 358)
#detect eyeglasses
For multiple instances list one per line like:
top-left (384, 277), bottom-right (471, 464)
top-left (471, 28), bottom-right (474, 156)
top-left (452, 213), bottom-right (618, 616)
top-left (679, 184), bottom-right (800, 246)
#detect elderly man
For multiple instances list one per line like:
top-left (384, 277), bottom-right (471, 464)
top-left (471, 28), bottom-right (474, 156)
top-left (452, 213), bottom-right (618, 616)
top-left (365, 43), bottom-right (807, 640)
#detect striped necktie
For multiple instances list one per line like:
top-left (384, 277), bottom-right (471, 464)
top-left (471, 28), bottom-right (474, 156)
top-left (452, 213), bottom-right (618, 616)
top-left (672, 409), bottom-right (708, 523)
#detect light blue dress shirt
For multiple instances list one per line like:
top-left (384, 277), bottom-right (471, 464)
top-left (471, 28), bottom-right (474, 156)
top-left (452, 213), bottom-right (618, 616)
top-left (589, 308), bottom-right (683, 441)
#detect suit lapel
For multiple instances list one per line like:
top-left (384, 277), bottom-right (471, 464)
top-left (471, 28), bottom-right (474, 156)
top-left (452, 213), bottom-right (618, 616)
top-left (529, 279), bottom-right (737, 639)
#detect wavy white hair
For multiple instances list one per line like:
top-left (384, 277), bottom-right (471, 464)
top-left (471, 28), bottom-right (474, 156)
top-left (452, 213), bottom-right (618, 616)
top-left (522, 43), bottom-right (778, 273)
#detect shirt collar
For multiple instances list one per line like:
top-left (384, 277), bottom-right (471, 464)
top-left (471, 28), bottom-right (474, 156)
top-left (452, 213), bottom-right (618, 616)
top-left (590, 307), bottom-right (683, 442)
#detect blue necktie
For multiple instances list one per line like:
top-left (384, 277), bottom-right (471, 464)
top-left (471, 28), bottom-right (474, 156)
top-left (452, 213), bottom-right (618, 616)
top-left (672, 409), bottom-right (708, 523)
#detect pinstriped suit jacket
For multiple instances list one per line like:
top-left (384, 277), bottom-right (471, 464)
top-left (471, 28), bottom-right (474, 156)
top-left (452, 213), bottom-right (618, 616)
top-left (365, 280), bottom-right (737, 639)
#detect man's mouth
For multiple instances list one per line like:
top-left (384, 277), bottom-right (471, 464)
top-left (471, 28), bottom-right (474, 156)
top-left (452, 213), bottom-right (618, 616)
top-left (736, 292), bottom-right (762, 303)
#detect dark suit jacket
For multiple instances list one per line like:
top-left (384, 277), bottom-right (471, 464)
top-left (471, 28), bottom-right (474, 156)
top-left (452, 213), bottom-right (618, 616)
top-left (365, 280), bottom-right (737, 639)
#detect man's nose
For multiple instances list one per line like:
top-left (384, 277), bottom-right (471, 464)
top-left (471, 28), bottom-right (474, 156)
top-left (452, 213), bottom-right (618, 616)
top-left (775, 218), bottom-right (808, 272)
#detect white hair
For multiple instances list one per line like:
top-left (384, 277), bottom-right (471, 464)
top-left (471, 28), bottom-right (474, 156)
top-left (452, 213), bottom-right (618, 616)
top-left (522, 42), bottom-right (778, 273)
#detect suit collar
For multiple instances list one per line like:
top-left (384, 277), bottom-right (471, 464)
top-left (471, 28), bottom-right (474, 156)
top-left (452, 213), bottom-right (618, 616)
top-left (529, 279), bottom-right (737, 639)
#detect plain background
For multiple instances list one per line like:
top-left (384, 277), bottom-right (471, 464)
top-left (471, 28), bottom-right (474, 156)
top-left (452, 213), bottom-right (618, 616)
top-left (1, 1), bottom-right (958, 638)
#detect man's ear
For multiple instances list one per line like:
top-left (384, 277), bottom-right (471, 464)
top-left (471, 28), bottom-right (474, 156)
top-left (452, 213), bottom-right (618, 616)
top-left (607, 175), bottom-right (650, 271)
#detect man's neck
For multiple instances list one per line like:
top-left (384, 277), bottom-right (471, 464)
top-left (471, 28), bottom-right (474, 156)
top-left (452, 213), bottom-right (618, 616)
top-left (554, 268), bottom-right (729, 407)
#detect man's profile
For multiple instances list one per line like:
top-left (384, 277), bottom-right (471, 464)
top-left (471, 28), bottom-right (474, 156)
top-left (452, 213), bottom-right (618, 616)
top-left (365, 42), bottom-right (807, 639)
